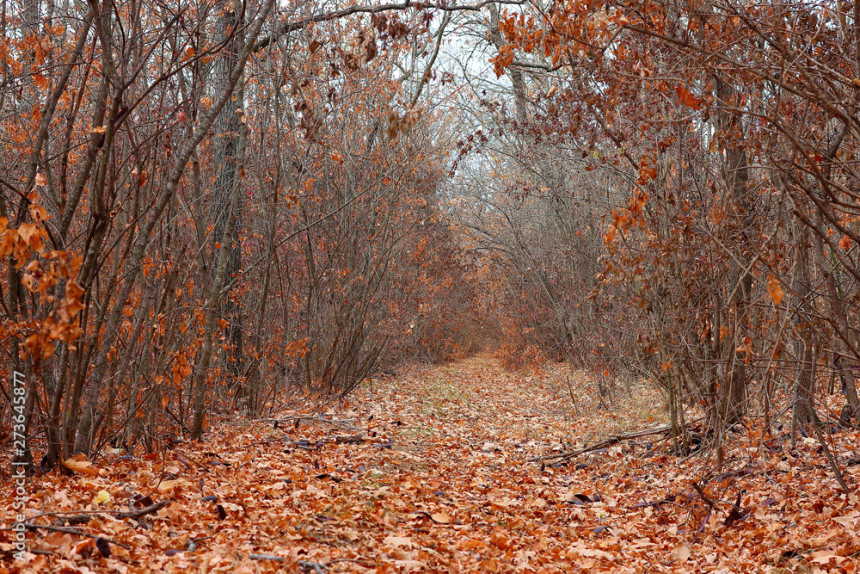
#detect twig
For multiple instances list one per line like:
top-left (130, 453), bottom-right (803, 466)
top-left (19, 523), bottom-right (131, 550)
top-left (173, 450), bottom-right (210, 470)
top-left (250, 552), bottom-right (287, 562)
top-left (270, 416), bottom-right (357, 431)
top-left (529, 425), bottom-right (673, 462)
top-left (299, 560), bottom-right (329, 573)
top-left (334, 435), bottom-right (366, 444)
top-left (563, 375), bottom-right (580, 417)
top-left (691, 482), bottom-right (716, 508)
top-left (326, 558), bottom-right (379, 568)
top-left (811, 420), bottom-right (853, 496)
top-left (0, 548), bottom-right (57, 557)
top-left (30, 500), bottom-right (170, 526)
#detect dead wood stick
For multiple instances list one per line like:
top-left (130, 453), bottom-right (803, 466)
top-left (270, 416), bottom-right (356, 430)
top-left (529, 424), bottom-right (673, 462)
top-left (21, 523), bottom-right (132, 550)
top-left (250, 552), bottom-right (287, 562)
top-left (334, 435), bottom-right (366, 444)
top-left (299, 560), bottom-right (329, 573)
top-left (31, 500), bottom-right (170, 526)
top-left (811, 419), bottom-right (853, 496)
top-left (691, 482), bottom-right (716, 508)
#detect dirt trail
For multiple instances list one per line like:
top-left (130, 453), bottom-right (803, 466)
top-left (6, 356), bottom-right (859, 573)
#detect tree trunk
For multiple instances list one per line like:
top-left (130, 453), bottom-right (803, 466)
top-left (191, 110), bottom-right (249, 439)
top-left (792, 225), bottom-right (818, 431)
top-left (212, 0), bottom-right (244, 383)
top-left (715, 75), bottom-right (752, 425)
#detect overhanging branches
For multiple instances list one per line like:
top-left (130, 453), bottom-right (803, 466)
top-left (253, 0), bottom-right (525, 51)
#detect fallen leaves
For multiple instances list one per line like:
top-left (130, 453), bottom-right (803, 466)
top-left (91, 490), bottom-right (110, 505)
top-left (382, 535), bottom-right (414, 549)
top-left (671, 543), bottom-right (692, 562)
top-left (6, 356), bottom-right (860, 573)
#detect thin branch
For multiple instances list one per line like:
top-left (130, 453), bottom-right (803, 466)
top-left (254, 0), bottom-right (525, 51)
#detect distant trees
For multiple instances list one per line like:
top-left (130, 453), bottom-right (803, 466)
top-left (460, 0), bottom-right (860, 452)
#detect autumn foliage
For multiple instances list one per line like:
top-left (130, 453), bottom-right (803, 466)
top-left (2, 0), bottom-right (860, 570)
top-left (0, 0), bottom-right (476, 467)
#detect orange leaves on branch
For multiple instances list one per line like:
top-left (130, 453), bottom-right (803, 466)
top-left (637, 158), bottom-right (658, 184)
top-left (57, 280), bottom-right (85, 323)
top-left (2, 207), bottom-right (85, 362)
top-left (491, 45), bottom-right (515, 78)
top-left (628, 190), bottom-right (648, 216)
top-left (1, 218), bottom-right (45, 267)
top-left (675, 85), bottom-right (704, 110)
top-left (181, 46), bottom-right (196, 62)
top-left (30, 203), bottom-right (49, 222)
top-left (768, 275), bottom-right (784, 305)
top-left (387, 110), bottom-right (421, 140)
top-left (285, 337), bottom-right (310, 358)
top-left (171, 350), bottom-right (193, 385)
top-left (603, 224), bottom-right (617, 246)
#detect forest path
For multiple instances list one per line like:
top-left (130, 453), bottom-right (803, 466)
top-left (11, 356), bottom-right (860, 573)
top-left (367, 354), bottom-right (572, 460)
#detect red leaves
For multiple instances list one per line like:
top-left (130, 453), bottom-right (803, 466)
top-left (637, 161), bottom-right (658, 184)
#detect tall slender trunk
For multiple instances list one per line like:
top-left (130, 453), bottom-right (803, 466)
top-left (715, 75), bottom-right (752, 425)
top-left (191, 121), bottom-right (248, 439)
top-left (813, 225), bottom-right (860, 420)
top-left (792, 225), bottom-right (818, 431)
top-left (210, 1), bottom-right (245, 386)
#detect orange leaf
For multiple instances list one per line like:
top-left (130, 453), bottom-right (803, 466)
top-left (63, 455), bottom-right (99, 476)
top-left (768, 275), bottom-right (784, 305)
top-left (430, 511), bottom-right (452, 524)
top-left (675, 86), bottom-right (703, 110)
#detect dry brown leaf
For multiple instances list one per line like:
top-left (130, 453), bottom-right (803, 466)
top-left (671, 544), bottom-right (691, 562)
top-left (62, 455), bottom-right (99, 477)
top-left (430, 511), bottom-right (452, 524)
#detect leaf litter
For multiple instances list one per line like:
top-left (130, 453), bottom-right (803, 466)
top-left (2, 355), bottom-right (859, 572)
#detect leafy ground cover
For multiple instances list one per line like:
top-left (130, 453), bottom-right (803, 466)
top-left (2, 355), bottom-right (859, 573)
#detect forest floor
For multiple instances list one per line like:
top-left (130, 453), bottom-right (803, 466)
top-left (3, 355), bottom-right (860, 573)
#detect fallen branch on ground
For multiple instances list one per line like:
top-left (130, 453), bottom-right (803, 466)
top-left (528, 424), bottom-right (674, 462)
top-left (17, 523), bottom-right (131, 550)
top-left (270, 416), bottom-right (357, 431)
top-left (29, 500), bottom-right (170, 526)
top-left (334, 435), bottom-right (366, 444)
top-left (250, 553), bottom-right (287, 562)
